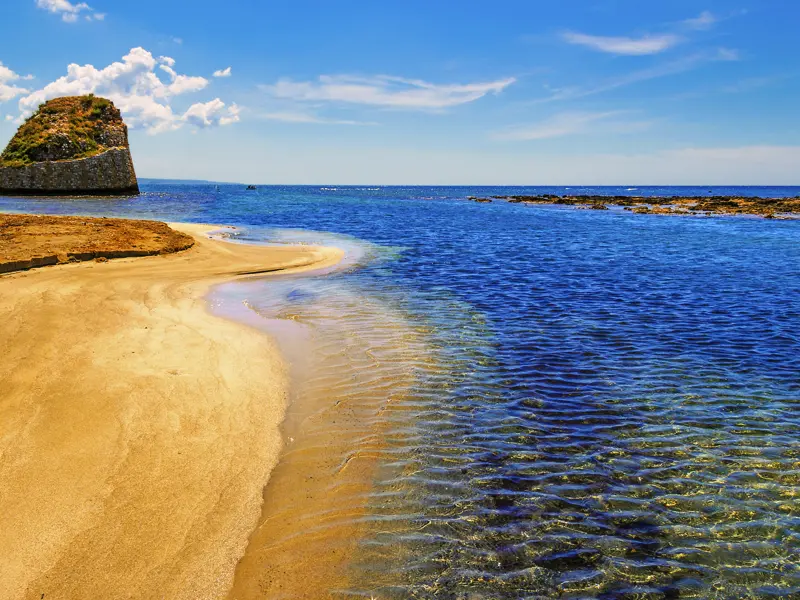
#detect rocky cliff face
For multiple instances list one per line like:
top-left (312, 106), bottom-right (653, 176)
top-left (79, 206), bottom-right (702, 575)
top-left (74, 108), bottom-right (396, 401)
top-left (0, 95), bottom-right (139, 196)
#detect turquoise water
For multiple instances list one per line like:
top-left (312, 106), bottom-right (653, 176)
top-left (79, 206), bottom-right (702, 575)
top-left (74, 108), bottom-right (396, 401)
top-left (2, 184), bottom-right (800, 598)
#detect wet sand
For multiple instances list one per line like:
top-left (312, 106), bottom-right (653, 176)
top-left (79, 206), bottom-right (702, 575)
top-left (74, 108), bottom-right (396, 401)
top-left (217, 274), bottom-right (436, 599)
top-left (0, 222), bottom-right (343, 600)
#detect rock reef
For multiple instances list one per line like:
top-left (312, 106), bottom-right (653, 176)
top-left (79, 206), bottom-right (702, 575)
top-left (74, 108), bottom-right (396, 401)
top-left (0, 95), bottom-right (139, 196)
top-left (490, 194), bottom-right (800, 219)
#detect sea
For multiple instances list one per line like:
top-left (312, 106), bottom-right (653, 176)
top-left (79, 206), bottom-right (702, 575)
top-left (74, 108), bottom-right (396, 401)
top-left (2, 183), bottom-right (799, 599)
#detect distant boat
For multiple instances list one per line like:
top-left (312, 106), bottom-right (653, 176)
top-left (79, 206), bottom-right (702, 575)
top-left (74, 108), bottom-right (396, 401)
top-left (246, 185), bottom-right (257, 190)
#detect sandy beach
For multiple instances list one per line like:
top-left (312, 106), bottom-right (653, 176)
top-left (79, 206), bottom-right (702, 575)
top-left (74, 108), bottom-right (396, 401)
top-left (0, 222), bottom-right (343, 600)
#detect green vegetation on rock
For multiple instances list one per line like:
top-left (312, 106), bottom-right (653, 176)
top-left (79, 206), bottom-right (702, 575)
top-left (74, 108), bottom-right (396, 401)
top-left (0, 95), bottom-right (129, 168)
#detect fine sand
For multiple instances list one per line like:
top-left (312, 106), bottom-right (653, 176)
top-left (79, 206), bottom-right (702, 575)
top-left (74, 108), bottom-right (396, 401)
top-left (0, 222), bottom-right (344, 600)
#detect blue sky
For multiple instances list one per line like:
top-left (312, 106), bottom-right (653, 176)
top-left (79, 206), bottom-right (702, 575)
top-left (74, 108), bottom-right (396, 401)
top-left (0, 0), bottom-right (798, 184)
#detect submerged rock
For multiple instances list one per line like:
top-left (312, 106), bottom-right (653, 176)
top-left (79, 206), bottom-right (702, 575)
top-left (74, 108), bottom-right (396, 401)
top-left (0, 95), bottom-right (139, 196)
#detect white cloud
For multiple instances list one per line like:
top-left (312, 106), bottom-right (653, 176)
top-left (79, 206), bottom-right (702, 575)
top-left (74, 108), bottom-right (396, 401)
top-left (260, 111), bottom-right (377, 126)
top-left (159, 63), bottom-right (177, 79)
top-left (683, 11), bottom-right (717, 30)
top-left (183, 99), bottom-right (240, 127)
top-left (166, 72), bottom-right (209, 96)
top-left (0, 65), bottom-right (18, 82)
top-left (265, 74), bottom-right (515, 109)
top-left (213, 67), bottom-right (232, 78)
top-left (492, 111), bottom-right (643, 141)
top-left (15, 47), bottom-right (238, 134)
top-left (563, 31), bottom-right (681, 55)
top-left (35, 0), bottom-right (103, 22)
top-left (0, 61), bottom-right (32, 103)
top-left (0, 84), bottom-right (28, 103)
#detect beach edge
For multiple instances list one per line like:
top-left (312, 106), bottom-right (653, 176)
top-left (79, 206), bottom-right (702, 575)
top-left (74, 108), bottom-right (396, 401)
top-left (0, 221), bottom-right (344, 600)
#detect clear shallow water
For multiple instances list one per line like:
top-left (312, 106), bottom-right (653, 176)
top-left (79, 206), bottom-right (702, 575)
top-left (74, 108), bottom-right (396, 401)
top-left (2, 184), bottom-right (800, 598)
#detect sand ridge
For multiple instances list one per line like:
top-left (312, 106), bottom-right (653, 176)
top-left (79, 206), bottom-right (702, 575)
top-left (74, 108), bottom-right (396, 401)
top-left (0, 222), bottom-right (344, 600)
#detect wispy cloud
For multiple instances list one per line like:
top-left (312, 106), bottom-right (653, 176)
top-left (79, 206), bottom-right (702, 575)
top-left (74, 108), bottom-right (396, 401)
top-left (538, 49), bottom-right (740, 103)
top-left (263, 74), bottom-right (516, 109)
top-left (260, 111), bottom-right (377, 126)
top-left (721, 74), bottom-right (793, 94)
top-left (680, 9), bottom-right (748, 31)
top-left (715, 47), bottom-right (740, 61)
top-left (492, 111), bottom-right (650, 141)
top-left (683, 11), bottom-right (717, 31)
top-left (563, 9), bottom-right (742, 56)
top-left (213, 67), bottom-right (232, 78)
top-left (35, 0), bottom-right (104, 22)
top-left (562, 32), bottom-right (681, 55)
top-left (672, 73), bottom-right (793, 100)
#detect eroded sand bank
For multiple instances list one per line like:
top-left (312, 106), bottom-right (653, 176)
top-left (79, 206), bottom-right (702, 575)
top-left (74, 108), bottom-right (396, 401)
top-left (0, 223), bottom-right (343, 600)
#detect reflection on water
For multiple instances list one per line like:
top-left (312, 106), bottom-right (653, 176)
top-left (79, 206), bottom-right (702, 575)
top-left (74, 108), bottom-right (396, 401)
top-left (2, 185), bottom-right (799, 598)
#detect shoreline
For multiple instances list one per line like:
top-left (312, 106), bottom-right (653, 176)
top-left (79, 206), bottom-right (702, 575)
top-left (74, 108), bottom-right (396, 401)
top-left (214, 263), bottom-right (428, 599)
top-left (0, 221), bottom-right (344, 599)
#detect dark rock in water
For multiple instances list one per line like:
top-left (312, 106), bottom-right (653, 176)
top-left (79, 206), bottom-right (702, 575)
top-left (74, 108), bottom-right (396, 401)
top-left (482, 194), bottom-right (800, 219)
top-left (473, 197), bottom-right (492, 203)
top-left (0, 95), bottom-right (138, 196)
top-left (246, 185), bottom-right (257, 190)
top-left (487, 193), bottom-right (800, 219)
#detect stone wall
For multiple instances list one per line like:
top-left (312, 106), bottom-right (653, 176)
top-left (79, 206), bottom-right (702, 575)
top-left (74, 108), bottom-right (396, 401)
top-left (0, 148), bottom-right (139, 196)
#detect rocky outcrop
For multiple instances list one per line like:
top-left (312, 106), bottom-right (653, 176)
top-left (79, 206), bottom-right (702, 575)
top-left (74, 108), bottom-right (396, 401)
top-left (0, 95), bottom-right (139, 196)
top-left (0, 148), bottom-right (138, 195)
top-left (0, 214), bottom-right (194, 274)
top-left (490, 194), bottom-right (800, 218)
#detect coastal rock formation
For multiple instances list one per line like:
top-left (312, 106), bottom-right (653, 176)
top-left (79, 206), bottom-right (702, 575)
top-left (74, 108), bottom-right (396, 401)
top-left (0, 95), bottom-right (139, 196)
top-left (490, 194), bottom-right (800, 218)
